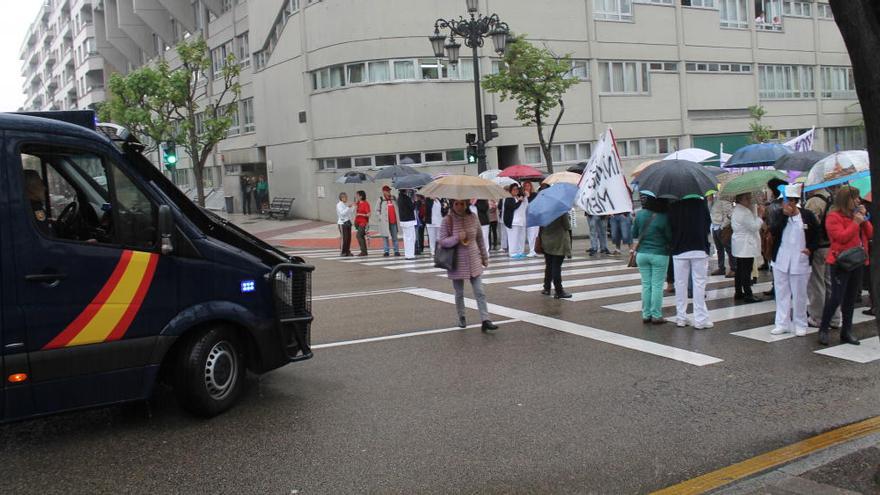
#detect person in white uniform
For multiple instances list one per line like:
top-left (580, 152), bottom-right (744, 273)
top-left (768, 185), bottom-right (820, 336)
top-left (668, 198), bottom-right (714, 329)
top-left (523, 181), bottom-right (540, 257)
top-left (426, 197), bottom-right (446, 256)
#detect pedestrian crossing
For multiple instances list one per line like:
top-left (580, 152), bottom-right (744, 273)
top-left (293, 247), bottom-right (879, 364)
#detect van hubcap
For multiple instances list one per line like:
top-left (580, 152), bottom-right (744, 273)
top-left (204, 341), bottom-right (238, 400)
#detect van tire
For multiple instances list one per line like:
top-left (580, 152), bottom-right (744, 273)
top-left (174, 326), bottom-right (245, 417)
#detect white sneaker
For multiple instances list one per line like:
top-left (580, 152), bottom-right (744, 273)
top-left (676, 318), bottom-right (689, 328)
top-left (526, 252), bottom-right (536, 258)
top-left (770, 327), bottom-right (790, 335)
top-left (795, 327), bottom-right (807, 337)
top-left (694, 322), bottom-right (714, 330)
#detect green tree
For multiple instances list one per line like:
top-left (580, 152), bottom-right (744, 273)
top-left (483, 36), bottom-right (579, 173)
top-left (747, 105), bottom-right (774, 144)
top-left (100, 37), bottom-right (241, 206)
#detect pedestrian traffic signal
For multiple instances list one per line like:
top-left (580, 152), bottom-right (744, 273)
top-left (162, 142), bottom-right (178, 170)
top-left (465, 132), bottom-right (477, 145)
top-left (484, 114), bottom-right (499, 142)
top-left (466, 145), bottom-right (478, 164)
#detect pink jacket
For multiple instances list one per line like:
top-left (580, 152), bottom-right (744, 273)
top-left (439, 212), bottom-right (488, 280)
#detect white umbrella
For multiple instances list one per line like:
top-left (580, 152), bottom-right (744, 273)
top-left (479, 169), bottom-right (502, 180)
top-left (664, 148), bottom-right (717, 163)
top-left (806, 150), bottom-right (869, 186)
top-left (492, 176), bottom-right (518, 188)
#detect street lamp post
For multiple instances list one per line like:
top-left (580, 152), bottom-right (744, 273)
top-left (429, 0), bottom-right (510, 174)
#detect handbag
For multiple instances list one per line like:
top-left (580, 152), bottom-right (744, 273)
top-left (836, 246), bottom-right (866, 271)
top-left (628, 213), bottom-right (657, 268)
top-left (434, 217), bottom-right (458, 270)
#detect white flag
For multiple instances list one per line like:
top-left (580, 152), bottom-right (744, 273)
top-left (575, 129), bottom-right (633, 215)
top-left (784, 127), bottom-right (815, 152)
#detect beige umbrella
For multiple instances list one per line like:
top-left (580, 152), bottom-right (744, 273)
top-left (630, 159), bottom-right (661, 179)
top-left (542, 171), bottom-right (581, 186)
top-left (419, 175), bottom-right (509, 200)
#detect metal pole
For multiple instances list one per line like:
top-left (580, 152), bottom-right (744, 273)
top-left (471, 41), bottom-right (487, 174)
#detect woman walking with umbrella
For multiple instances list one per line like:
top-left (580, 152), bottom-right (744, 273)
top-left (439, 199), bottom-right (498, 332)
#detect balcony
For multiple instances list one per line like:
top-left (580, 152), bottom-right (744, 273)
top-left (45, 49), bottom-right (57, 66)
top-left (47, 76), bottom-right (59, 90)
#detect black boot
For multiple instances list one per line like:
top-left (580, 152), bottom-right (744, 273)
top-left (841, 330), bottom-right (860, 345)
top-left (481, 320), bottom-right (498, 332)
top-left (818, 329), bottom-right (830, 346)
top-left (458, 316), bottom-right (466, 328)
top-left (554, 291), bottom-right (572, 299)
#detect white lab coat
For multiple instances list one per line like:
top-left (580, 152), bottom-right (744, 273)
top-left (731, 204), bottom-right (763, 258)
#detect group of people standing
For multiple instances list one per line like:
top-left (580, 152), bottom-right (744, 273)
top-left (634, 178), bottom-right (873, 346)
top-left (239, 175), bottom-right (268, 215)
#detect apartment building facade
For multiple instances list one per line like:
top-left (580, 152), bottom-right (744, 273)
top-left (20, 0), bottom-right (865, 221)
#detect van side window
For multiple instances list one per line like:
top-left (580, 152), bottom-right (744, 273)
top-left (19, 144), bottom-right (158, 250)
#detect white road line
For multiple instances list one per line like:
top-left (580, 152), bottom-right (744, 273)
top-left (703, 300), bottom-right (777, 323)
top-left (312, 319), bottom-right (520, 349)
top-left (603, 283), bottom-right (773, 313)
top-left (814, 336), bottom-right (880, 363)
top-left (409, 257), bottom-right (608, 275)
top-left (404, 288), bottom-right (723, 367)
top-left (732, 312), bottom-right (874, 343)
top-left (562, 276), bottom-right (733, 301)
top-left (290, 249), bottom-right (340, 256)
top-left (483, 264), bottom-right (634, 285)
top-left (512, 272), bottom-right (643, 292)
top-left (313, 287), bottom-right (418, 301)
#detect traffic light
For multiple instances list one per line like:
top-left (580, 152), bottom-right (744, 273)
top-left (484, 114), bottom-right (499, 142)
top-left (465, 132), bottom-right (477, 145)
top-left (162, 141), bottom-right (178, 170)
top-left (466, 145), bottom-right (478, 164)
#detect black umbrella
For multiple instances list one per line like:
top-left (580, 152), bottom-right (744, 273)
top-left (373, 164), bottom-right (419, 180)
top-left (567, 161), bottom-right (588, 174)
top-left (637, 159), bottom-right (718, 200)
top-left (335, 171), bottom-right (375, 184)
top-left (774, 150), bottom-right (830, 172)
top-left (393, 173), bottom-right (433, 190)
top-left (702, 165), bottom-right (726, 177)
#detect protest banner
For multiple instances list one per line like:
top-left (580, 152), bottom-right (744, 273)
top-left (575, 129), bottom-right (633, 215)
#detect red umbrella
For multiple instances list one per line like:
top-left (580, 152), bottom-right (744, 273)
top-left (498, 164), bottom-right (544, 179)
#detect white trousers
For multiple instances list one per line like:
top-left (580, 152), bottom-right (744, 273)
top-left (527, 226), bottom-right (540, 256)
top-left (773, 267), bottom-right (810, 331)
top-left (427, 225), bottom-right (440, 255)
top-left (500, 223), bottom-right (508, 250)
top-left (673, 255), bottom-right (710, 326)
top-left (506, 225), bottom-right (525, 257)
top-left (481, 225), bottom-right (490, 253)
top-left (401, 221), bottom-right (417, 259)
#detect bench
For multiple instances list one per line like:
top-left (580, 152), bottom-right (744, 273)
top-left (265, 197), bottom-right (295, 219)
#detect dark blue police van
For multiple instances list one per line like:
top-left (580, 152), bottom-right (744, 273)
top-left (0, 111), bottom-right (313, 421)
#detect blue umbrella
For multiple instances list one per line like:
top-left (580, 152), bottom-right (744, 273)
top-left (526, 183), bottom-right (578, 228)
top-left (723, 143), bottom-right (792, 168)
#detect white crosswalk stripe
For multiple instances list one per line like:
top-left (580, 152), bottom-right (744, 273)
top-left (602, 283), bottom-right (773, 313)
top-left (483, 264), bottom-right (635, 285)
top-left (732, 312), bottom-right (874, 343)
top-left (814, 337), bottom-right (880, 363)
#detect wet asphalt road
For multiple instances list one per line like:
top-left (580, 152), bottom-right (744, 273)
top-left (2, 243), bottom-right (879, 494)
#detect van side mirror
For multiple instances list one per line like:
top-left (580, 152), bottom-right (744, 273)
top-left (158, 205), bottom-right (174, 255)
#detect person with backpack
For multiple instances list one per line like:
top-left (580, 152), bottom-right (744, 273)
top-left (805, 187), bottom-right (841, 328)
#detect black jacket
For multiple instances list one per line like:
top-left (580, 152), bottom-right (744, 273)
top-left (397, 192), bottom-right (416, 222)
top-left (475, 200), bottom-right (490, 226)
top-left (502, 197), bottom-right (522, 229)
top-left (425, 198), bottom-right (448, 224)
top-left (768, 207), bottom-right (820, 263)
top-left (668, 198), bottom-right (711, 256)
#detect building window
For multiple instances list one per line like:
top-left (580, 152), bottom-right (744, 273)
top-left (755, 0), bottom-right (784, 30)
top-left (211, 42), bottom-right (232, 77)
top-left (311, 58), bottom-right (480, 91)
top-left (598, 61), bottom-right (650, 94)
top-left (194, 112), bottom-right (206, 134)
top-left (566, 60), bottom-right (590, 80)
top-left (524, 142), bottom-right (592, 165)
top-left (368, 61), bottom-right (390, 83)
top-left (236, 33), bottom-right (250, 68)
top-left (817, 3), bottom-right (833, 19)
top-left (759, 64), bottom-right (814, 99)
top-left (594, 0), bottom-right (633, 21)
top-left (618, 137), bottom-right (680, 157)
top-left (635, 0), bottom-right (673, 4)
top-left (447, 150), bottom-right (466, 162)
top-left (353, 157), bottom-right (373, 168)
top-left (824, 127), bottom-right (865, 152)
top-left (685, 62), bottom-right (752, 73)
top-left (225, 104), bottom-right (240, 137)
top-left (782, 0), bottom-right (811, 17)
top-left (221, 0), bottom-right (233, 13)
top-left (719, 0), bottom-right (748, 28)
top-left (681, 0), bottom-right (716, 7)
top-left (347, 63), bottom-right (366, 84)
top-left (241, 98), bottom-right (255, 132)
top-left (648, 62), bottom-right (678, 72)
top-left (820, 67), bottom-right (856, 99)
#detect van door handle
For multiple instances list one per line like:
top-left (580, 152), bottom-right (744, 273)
top-left (25, 273), bottom-right (68, 283)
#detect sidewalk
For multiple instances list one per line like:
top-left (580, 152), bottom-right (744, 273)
top-left (223, 213), bottom-right (388, 250)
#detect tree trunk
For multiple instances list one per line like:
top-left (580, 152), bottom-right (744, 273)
top-left (830, 0), bottom-right (880, 337)
top-left (536, 103), bottom-right (554, 174)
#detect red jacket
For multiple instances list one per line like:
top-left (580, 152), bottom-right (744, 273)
top-left (825, 210), bottom-right (873, 266)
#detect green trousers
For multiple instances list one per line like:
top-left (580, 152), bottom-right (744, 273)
top-left (637, 252), bottom-right (669, 319)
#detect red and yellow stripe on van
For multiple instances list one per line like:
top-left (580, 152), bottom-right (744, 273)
top-left (44, 250), bottom-right (159, 349)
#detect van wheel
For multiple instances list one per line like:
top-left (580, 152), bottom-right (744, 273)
top-left (174, 326), bottom-right (245, 417)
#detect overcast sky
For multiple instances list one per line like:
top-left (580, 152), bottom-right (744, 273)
top-left (1, 2), bottom-right (44, 112)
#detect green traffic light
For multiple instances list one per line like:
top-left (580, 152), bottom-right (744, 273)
top-left (166, 154), bottom-right (178, 164)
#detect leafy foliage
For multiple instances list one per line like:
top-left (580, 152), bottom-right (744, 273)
top-left (747, 105), bottom-right (774, 144)
top-left (100, 37), bottom-right (241, 205)
top-left (483, 36), bottom-right (579, 172)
